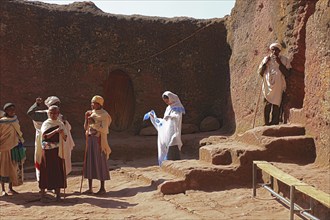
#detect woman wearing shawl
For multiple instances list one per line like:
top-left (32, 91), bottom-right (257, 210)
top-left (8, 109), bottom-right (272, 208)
top-left (27, 96), bottom-right (75, 181)
top-left (83, 95), bottom-right (111, 195)
top-left (144, 91), bottom-right (185, 165)
top-left (0, 103), bottom-right (25, 196)
top-left (39, 105), bottom-right (67, 202)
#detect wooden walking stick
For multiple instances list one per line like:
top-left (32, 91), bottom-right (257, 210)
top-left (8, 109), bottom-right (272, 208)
top-left (80, 131), bottom-right (89, 193)
top-left (61, 133), bottom-right (67, 199)
top-left (252, 79), bottom-right (263, 129)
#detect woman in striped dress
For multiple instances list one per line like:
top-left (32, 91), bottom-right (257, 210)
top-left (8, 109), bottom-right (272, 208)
top-left (83, 95), bottom-right (112, 195)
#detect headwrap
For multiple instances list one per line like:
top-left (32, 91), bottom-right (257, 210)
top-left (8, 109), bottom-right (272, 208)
top-left (269, 43), bottom-right (281, 51)
top-left (0, 110), bottom-right (5, 118)
top-left (48, 105), bottom-right (59, 111)
top-left (91, 95), bottom-right (104, 106)
top-left (44, 96), bottom-right (60, 108)
top-left (162, 91), bottom-right (185, 114)
top-left (3, 103), bottom-right (15, 111)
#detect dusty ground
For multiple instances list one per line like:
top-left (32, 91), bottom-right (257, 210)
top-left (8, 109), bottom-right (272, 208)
top-left (1, 132), bottom-right (327, 219)
top-left (0, 158), bottom-right (306, 220)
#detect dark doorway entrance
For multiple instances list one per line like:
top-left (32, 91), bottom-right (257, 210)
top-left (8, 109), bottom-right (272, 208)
top-left (104, 70), bottom-right (135, 131)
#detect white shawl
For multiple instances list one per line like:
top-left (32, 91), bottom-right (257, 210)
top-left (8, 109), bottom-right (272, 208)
top-left (144, 91), bottom-right (185, 165)
top-left (260, 55), bottom-right (291, 106)
top-left (40, 119), bottom-right (67, 159)
top-left (0, 116), bottom-right (24, 152)
top-left (34, 111), bottom-right (74, 177)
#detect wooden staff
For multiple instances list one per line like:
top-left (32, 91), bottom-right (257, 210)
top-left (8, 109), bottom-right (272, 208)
top-left (61, 132), bottom-right (67, 199)
top-left (80, 130), bottom-right (89, 193)
top-left (252, 79), bottom-right (263, 128)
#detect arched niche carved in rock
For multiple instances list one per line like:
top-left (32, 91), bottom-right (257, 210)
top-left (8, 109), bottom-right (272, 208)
top-left (103, 69), bottom-right (135, 131)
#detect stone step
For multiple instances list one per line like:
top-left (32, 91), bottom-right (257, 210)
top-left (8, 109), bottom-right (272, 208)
top-left (199, 136), bottom-right (315, 166)
top-left (288, 108), bottom-right (306, 125)
top-left (199, 141), bottom-right (262, 165)
top-left (261, 124), bottom-right (306, 137)
top-left (114, 158), bottom-right (241, 195)
top-left (159, 160), bottom-right (241, 194)
top-left (118, 165), bottom-right (180, 189)
top-left (263, 136), bottom-right (316, 163)
top-left (159, 136), bottom-right (315, 194)
top-left (236, 124), bottom-right (306, 146)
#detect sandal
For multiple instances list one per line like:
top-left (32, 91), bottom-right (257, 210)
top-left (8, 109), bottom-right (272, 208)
top-left (95, 189), bottom-right (106, 195)
top-left (8, 189), bottom-right (19, 195)
top-left (1, 191), bottom-right (8, 196)
top-left (82, 189), bottom-right (93, 195)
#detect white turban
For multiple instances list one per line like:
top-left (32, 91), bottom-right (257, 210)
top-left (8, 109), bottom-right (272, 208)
top-left (44, 96), bottom-right (60, 108)
top-left (269, 43), bottom-right (281, 51)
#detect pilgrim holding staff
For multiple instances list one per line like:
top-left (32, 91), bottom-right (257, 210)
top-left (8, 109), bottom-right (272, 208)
top-left (81, 95), bottom-right (112, 195)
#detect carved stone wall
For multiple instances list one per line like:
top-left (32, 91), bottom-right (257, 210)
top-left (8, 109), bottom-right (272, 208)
top-left (0, 0), bottom-right (232, 142)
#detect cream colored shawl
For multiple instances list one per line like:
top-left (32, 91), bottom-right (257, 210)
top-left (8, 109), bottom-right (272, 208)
top-left (0, 116), bottom-right (24, 152)
top-left (89, 108), bottom-right (112, 159)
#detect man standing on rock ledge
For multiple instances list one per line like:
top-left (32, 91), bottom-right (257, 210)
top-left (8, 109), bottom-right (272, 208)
top-left (257, 42), bottom-right (291, 126)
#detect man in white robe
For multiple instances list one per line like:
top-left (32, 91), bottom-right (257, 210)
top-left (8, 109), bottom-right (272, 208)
top-left (257, 43), bottom-right (291, 125)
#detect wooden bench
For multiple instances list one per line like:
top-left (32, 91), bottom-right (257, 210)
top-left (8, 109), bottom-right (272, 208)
top-left (252, 161), bottom-right (330, 220)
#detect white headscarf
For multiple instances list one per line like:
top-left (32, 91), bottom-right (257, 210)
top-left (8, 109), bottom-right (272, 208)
top-left (44, 96), bottom-right (60, 108)
top-left (162, 91), bottom-right (185, 114)
top-left (269, 42), bottom-right (281, 51)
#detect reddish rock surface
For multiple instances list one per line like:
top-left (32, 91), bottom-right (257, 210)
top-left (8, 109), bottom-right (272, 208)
top-left (304, 0), bottom-right (330, 166)
top-left (0, 0), bottom-right (231, 143)
top-left (0, 0), bottom-right (328, 168)
top-left (0, 1), bottom-right (329, 219)
top-left (227, 0), bottom-right (328, 166)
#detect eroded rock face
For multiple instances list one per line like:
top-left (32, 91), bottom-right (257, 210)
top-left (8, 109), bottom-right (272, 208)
top-left (226, 0), bottom-right (316, 132)
top-left (0, 0), bottom-right (232, 142)
top-left (304, 0), bottom-right (330, 166)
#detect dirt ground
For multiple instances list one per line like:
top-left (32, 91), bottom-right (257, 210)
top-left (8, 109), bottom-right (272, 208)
top-left (1, 158), bottom-right (306, 220)
top-left (1, 132), bottom-right (328, 219)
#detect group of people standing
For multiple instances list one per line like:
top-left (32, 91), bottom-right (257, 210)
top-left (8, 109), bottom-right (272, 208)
top-left (0, 95), bottom-right (113, 201)
top-left (0, 91), bottom-right (186, 201)
top-left (0, 42), bottom-right (290, 201)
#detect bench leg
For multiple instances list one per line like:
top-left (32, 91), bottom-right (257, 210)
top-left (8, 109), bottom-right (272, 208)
top-left (270, 176), bottom-right (274, 190)
top-left (253, 163), bottom-right (257, 197)
top-left (309, 197), bottom-right (314, 215)
top-left (290, 185), bottom-right (295, 220)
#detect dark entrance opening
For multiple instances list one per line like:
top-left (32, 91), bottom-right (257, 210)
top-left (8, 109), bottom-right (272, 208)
top-left (104, 70), bottom-right (135, 131)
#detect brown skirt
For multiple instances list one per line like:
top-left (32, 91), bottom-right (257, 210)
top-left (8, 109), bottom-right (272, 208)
top-left (39, 148), bottom-right (66, 190)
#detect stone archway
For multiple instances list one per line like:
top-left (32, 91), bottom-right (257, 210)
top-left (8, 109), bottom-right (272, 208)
top-left (104, 70), bottom-right (135, 131)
